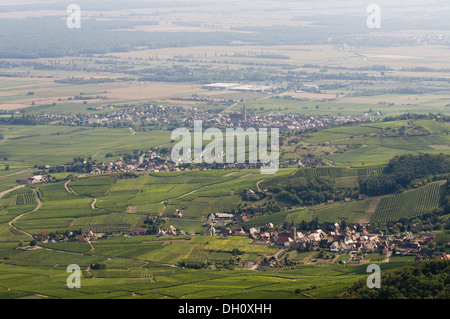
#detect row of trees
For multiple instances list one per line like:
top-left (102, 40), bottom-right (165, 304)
top-left (0, 114), bottom-right (50, 125)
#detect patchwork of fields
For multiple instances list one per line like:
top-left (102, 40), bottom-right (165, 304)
top-left (1, 163), bottom-right (446, 239)
top-left (0, 234), bottom-right (417, 299)
top-left (0, 121), bottom-right (448, 299)
top-left (286, 119), bottom-right (450, 166)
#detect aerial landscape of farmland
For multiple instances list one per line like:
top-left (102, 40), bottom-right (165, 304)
top-left (0, 0), bottom-right (449, 307)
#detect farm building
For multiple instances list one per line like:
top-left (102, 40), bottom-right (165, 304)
top-left (214, 213), bottom-right (234, 220)
top-left (202, 83), bottom-right (240, 90)
top-left (131, 228), bottom-right (147, 236)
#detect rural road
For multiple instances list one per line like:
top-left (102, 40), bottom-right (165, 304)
top-left (91, 198), bottom-right (98, 210)
top-left (0, 184), bottom-right (26, 199)
top-left (8, 189), bottom-right (42, 239)
top-left (249, 248), bottom-right (287, 270)
top-left (64, 180), bottom-right (72, 194)
top-left (0, 169), bottom-right (33, 179)
top-left (256, 179), bottom-right (266, 192)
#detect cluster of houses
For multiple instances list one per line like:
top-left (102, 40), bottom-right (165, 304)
top-left (41, 149), bottom-right (177, 176)
top-left (6, 97), bottom-right (374, 131)
top-left (289, 156), bottom-right (323, 167)
top-left (201, 215), bottom-right (449, 263)
top-left (16, 175), bottom-right (51, 185)
top-left (36, 215), bottom-right (449, 265)
top-left (219, 112), bottom-right (373, 131)
top-left (38, 230), bottom-right (103, 243)
top-left (90, 149), bottom-right (174, 174)
top-left (76, 151), bottom-right (269, 176)
top-left (130, 225), bottom-right (195, 237)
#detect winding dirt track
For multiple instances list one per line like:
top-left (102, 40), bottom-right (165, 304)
top-left (7, 189), bottom-right (42, 239)
top-left (0, 184), bottom-right (26, 199)
top-left (91, 198), bottom-right (98, 210)
top-left (64, 180), bottom-right (72, 194)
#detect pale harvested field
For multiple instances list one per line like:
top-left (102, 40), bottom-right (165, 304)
top-left (107, 44), bottom-right (450, 72)
top-left (429, 145), bottom-right (450, 150)
top-left (109, 44), bottom-right (343, 66)
top-left (0, 78), bottom-right (204, 110)
top-left (2, 42), bottom-right (450, 111)
top-left (339, 94), bottom-right (449, 106)
top-left (279, 91), bottom-right (338, 100)
top-left (361, 46), bottom-right (450, 69)
top-left (202, 91), bottom-right (268, 100)
top-left (102, 81), bottom-right (203, 101)
top-left (0, 103), bottom-right (33, 111)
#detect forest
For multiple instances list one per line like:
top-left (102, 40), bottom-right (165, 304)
top-left (268, 176), bottom-right (350, 206)
top-left (340, 260), bottom-right (450, 299)
top-left (360, 154), bottom-right (450, 196)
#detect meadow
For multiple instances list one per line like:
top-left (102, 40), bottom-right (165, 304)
top-left (0, 125), bottom-right (174, 166)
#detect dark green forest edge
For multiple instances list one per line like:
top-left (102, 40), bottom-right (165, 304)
top-left (341, 260), bottom-right (450, 299)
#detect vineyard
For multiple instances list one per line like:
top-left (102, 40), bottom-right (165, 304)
top-left (39, 242), bottom-right (92, 253)
top-left (13, 192), bottom-right (36, 206)
top-left (69, 175), bottom-right (115, 197)
top-left (294, 166), bottom-right (384, 180)
top-left (90, 269), bottom-right (154, 281)
top-left (261, 166), bottom-right (385, 191)
top-left (371, 181), bottom-right (446, 223)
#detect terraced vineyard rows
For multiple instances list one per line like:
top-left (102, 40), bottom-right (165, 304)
top-left (14, 193), bottom-right (36, 206)
top-left (295, 166), bottom-right (384, 180)
top-left (69, 176), bottom-right (115, 197)
top-left (371, 181), bottom-right (446, 223)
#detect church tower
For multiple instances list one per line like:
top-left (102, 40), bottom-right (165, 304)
top-left (290, 226), bottom-right (297, 243)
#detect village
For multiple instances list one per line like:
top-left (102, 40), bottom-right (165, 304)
top-left (39, 149), bottom-right (263, 176)
top-left (1, 100), bottom-right (374, 131)
top-left (38, 145), bottom-right (295, 177)
top-left (200, 213), bottom-right (450, 266)
top-left (34, 209), bottom-right (450, 270)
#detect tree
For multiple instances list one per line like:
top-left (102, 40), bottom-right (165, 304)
top-left (90, 263), bottom-right (107, 270)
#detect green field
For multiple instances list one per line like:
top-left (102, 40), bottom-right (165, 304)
top-left (238, 98), bottom-right (450, 117)
top-left (313, 198), bottom-right (378, 224)
top-left (0, 125), bottom-right (174, 166)
top-left (5, 169), bottom-right (277, 235)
